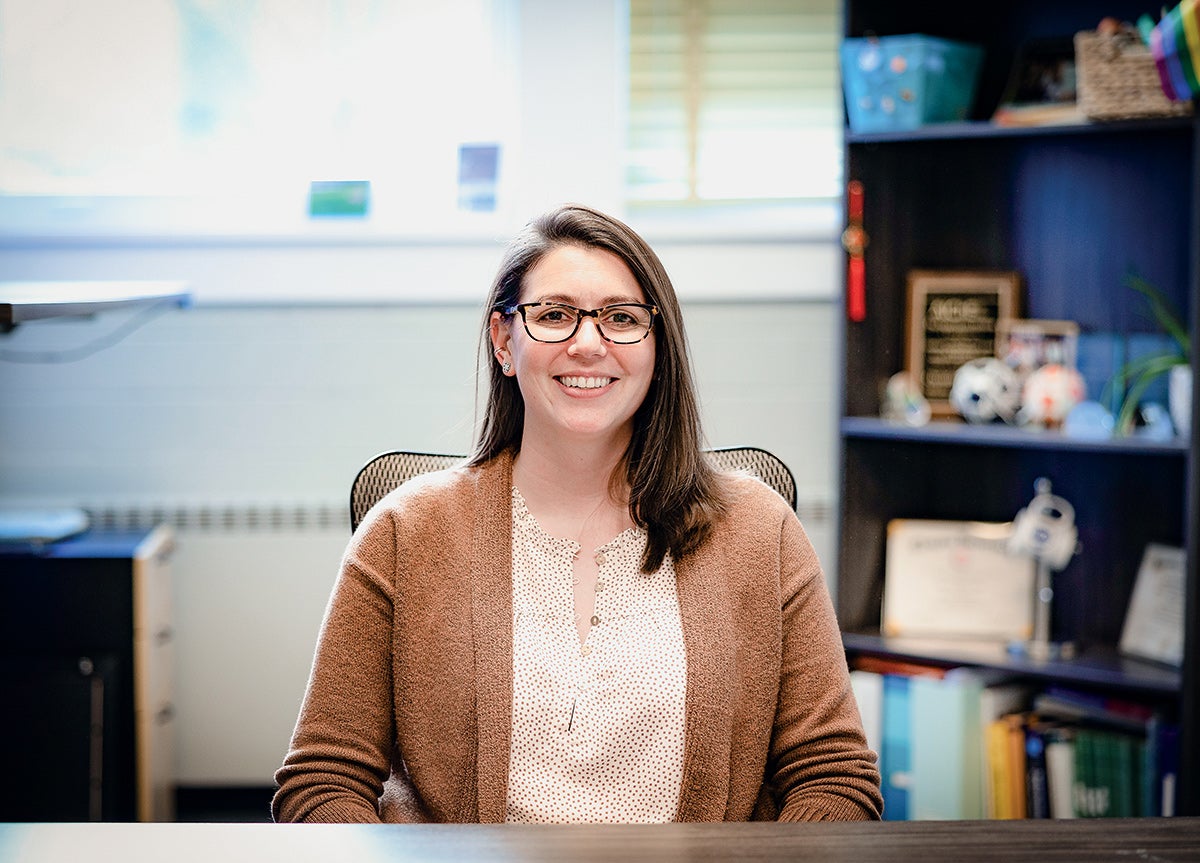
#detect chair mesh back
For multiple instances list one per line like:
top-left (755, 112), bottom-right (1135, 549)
top-left (350, 452), bottom-right (463, 531)
top-left (705, 446), bottom-right (797, 512)
top-left (349, 446), bottom-right (797, 532)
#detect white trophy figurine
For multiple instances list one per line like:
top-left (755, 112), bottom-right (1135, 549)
top-left (1007, 477), bottom-right (1080, 661)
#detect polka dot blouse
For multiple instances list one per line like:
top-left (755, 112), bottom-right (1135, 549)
top-left (505, 487), bottom-right (687, 823)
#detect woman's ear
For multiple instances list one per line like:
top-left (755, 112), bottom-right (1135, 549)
top-left (489, 311), bottom-right (513, 370)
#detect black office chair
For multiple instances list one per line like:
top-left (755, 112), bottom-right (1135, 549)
top-left (349, 446), bottom-right (797, 532)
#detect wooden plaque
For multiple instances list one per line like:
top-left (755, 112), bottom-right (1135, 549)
top-left (905, 270), bottom-right (1021, 415)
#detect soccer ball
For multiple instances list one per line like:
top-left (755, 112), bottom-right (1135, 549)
top-left (949, 357), bottom-right (1021, 423)
top-left (1021, 363), bottom-right (1086, 428)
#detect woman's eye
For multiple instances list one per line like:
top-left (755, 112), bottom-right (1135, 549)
top-left (603, 309), bottom-right (642, 328)
top-left (536, 307), bottom-right (574, 324)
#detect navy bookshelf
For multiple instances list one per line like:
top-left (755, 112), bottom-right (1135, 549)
top-left (837, 0), bottom-right (1199, 815)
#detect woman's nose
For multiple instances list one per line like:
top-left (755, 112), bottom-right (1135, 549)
top-left (569, 315), bottom-right (607, 354)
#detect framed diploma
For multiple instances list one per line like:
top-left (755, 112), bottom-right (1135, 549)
top-left (882, 519), bottom-right (1035, 641)
top-left (905, 270), bottom-right (1021, 416)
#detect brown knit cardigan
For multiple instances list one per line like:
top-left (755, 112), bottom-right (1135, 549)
top-left (272, 450), bottom-right (882, 823)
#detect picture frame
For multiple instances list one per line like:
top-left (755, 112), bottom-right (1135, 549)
top-left (996, 318), bottom-right (1080, 379)
top-left (1119, 543), bottom-right (1185, 667)
top-left (991, 36), bottom-right (1082, 127)
top-left (905, 269), bottom-right (1022, 416)
top-left (882, 519), bottom-right (1035, 641)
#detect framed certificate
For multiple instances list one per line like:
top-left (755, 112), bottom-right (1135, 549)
top-left (905, 270), bottom-right (1021, 416)
top-left (883, 519), bottom-right (1035, 641)
top-left (1119, 543), bottom-right (1185, 667)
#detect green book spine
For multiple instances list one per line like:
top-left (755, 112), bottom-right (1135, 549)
top-left (1073, 729), bottom-right (1108, 817)
top-left (1110, 732), bottom-right (1135, 818)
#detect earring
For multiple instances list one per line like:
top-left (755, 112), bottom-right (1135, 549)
top-left (501, 361), bottom-right (512, 374)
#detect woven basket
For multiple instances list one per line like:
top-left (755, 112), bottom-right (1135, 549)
top-left (1074, 29), bottom-right (1193, 120)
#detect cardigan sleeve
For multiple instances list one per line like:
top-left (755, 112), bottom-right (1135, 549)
top-left (769, 513), bottom-right (883, 821)
top-left (271, 509), bottom-right (402, 823)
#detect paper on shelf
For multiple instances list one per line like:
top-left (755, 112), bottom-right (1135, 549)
top-left (883, 519), bottom-right (1035, 641)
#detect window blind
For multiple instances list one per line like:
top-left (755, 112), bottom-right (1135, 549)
top-left (627, 0), bottom-right (842, 204)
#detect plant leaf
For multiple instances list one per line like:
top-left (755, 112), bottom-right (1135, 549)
top-left (1125, 273), bottom-right (1191, 357)
top-left (1114, 352), bottom-right (1189, 435)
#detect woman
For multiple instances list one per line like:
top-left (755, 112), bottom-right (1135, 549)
top-left (272, 204), bottom-right (882, 823)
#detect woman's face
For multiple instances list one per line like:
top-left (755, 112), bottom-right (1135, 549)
top-left (490, 244), bottom-right (656, 452)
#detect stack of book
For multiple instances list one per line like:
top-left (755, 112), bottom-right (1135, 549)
top-left (850, 659), bottom-right (1180, 820)
top-left (986, 689), bottom-right (1180, 819)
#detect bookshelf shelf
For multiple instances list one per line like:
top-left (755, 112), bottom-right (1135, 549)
top-left (845, 114), bottom-right (1193, 145)
top-left (841, 417), bottom-right (1189, 456)
top-left (842, 633), bottom-right (1181, 697)
top-left (837, 0), bottom-right (1198, 817)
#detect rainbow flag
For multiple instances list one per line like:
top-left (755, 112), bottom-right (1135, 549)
top-left (1153, 0), bottom-right (1200, 100)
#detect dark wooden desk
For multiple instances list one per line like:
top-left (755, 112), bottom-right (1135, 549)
top-left (1, 819), bottom-right (1198, 863)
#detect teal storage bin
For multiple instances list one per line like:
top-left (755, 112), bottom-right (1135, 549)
top-left (841, 34), bottom-right (984, 132)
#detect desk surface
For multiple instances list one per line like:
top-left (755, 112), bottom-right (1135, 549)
top-left (2, 820), bottom-right (1199, 863)
top-left (0, 280), bottom-right (190, 327)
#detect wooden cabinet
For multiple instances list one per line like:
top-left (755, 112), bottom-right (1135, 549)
top-left (0, 526), bottom-right (176, 821)
top-left (837, 0), bottom-right (1198, 815)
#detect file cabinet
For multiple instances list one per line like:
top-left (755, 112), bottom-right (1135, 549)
top-left (0, 526), bottom-right (176, 821)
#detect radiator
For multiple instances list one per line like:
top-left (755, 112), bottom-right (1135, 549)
top-left (80, 501), bottom-right (350, 534)
top-left (79, 498), bottom-right (829, 537)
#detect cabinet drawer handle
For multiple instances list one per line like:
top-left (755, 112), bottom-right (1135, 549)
top-left (154, 627), bottom-right (173, 646)
top-left (156, 704), bottom-right (175, 725)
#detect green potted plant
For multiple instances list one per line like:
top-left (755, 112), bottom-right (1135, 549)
top-left (1112, 274), bottom-right (1191, 437)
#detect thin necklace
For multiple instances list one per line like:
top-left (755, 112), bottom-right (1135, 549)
top-left (572, 495), bottom-right (610, 556)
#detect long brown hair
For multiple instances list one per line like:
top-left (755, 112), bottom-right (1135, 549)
top-left (469, 204), bottom-right (726, 572)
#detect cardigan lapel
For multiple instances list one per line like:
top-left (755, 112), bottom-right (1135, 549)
top-left (469, 452), bottom-right (516, 822)
top-left (673, 546), bottom-right (736, 821)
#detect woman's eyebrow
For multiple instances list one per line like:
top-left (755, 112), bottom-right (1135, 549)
top-left (531, 294), bottom-right (644, 306)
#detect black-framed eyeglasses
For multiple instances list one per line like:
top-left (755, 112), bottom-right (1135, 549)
top-left (501, 302), bottom-right (658, 344)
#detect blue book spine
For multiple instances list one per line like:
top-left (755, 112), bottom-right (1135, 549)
top-left (1157, 722), bottom-right (1181, 817)
top-left (881, 674), bottom-right (911, 820)
top-left (1025, 723), bottom-right (1050, 819)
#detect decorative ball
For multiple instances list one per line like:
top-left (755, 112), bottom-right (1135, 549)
top-left (1062, 400), bottom-right (1115, 440)
top-left (1021, 364), bottom-right (1086, 428)
top-left (883, 371), bottom-right (932, 427)
top-left (949, 357), bottom-right (1021, 423)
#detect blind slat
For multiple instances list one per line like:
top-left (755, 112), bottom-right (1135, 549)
top-left (627, 0), bottom-right (841, 203)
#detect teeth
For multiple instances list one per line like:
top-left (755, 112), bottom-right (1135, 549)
top-left (559, 376), bottom-right (611, 389)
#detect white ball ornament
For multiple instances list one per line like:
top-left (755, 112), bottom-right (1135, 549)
top-left (949, 357), bottom-right (1021, 424)
top-left (1020, 363), bottom-right (1086, 428)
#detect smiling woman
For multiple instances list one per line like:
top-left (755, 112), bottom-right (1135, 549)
top-left (271, 204), bottom-right (882, 824)
top-left (490, 243), bottom-right (658, 474)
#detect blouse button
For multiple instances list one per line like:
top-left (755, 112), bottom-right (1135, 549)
top-left (590, 614), bottom-right (600, 626)
top-left (595, 580), bottom-right (606, 592)
top-left (594, 551), bottom-right (607, 566)
top-left (581, 645), bottom-right (592, 657)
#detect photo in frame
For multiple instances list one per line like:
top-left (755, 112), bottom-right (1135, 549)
top-left (997, 318), bottom-right (1080, 379)
top-left (905, 270), bottom-right (1022, 415)
top-left (991, 36), bottom-right (1083, 127)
